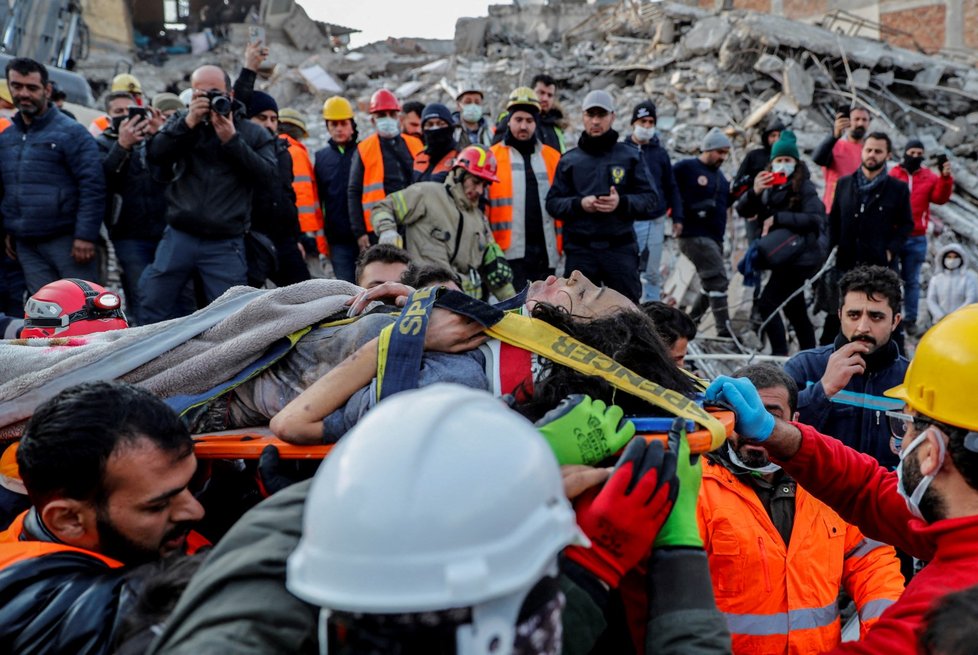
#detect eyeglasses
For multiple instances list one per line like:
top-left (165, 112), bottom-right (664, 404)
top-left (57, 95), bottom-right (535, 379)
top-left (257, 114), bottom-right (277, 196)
top-left (885, 410), bottom-right (940, 446)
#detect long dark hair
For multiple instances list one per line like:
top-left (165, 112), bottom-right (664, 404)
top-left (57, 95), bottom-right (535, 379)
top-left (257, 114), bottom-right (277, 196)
top-left (766, 159), bottom-right (811, 210)
top-left (517, 303), bottom-right (699, 421)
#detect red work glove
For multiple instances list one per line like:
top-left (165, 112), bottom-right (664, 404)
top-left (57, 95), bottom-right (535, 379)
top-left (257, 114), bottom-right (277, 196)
top-left (565, 436), bottom-right (678, 588)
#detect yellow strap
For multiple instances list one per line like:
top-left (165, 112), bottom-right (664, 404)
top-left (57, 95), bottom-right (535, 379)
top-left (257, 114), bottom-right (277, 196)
top-left (376, 323), bottom-right (393, 401)
top-left (485, 313), bottom-right (726, 450)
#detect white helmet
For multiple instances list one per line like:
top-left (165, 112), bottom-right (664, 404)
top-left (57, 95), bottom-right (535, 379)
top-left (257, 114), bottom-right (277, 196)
top-left (178, 87), bottom-right (193, 107)
top-left (287, 384), bottom-right (584, 655)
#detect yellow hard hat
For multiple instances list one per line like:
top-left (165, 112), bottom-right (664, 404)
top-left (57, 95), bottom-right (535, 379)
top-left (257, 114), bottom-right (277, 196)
top-left (111, 73), bottom-right (142, 95)
top-left (885, 303), bottom-right (978, 432)
top-left (279, 108), bottom-right (308, 137)
top-left (0, 80), bottom-right (11, 105)
top-left (506, 86), bottom-right (541, 112)
top-left (322, 96), bottom-right (354, 121)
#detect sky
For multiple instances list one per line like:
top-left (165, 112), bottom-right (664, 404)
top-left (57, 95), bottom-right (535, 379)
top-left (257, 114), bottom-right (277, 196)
top-left (301, 0), bottom-right (495, 48)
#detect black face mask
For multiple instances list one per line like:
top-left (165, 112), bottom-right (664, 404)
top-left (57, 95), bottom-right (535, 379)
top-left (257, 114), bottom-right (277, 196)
top-left (423, 126), bottom-right (454, 154)
top-left (903, 155), bottom-right (924, 173)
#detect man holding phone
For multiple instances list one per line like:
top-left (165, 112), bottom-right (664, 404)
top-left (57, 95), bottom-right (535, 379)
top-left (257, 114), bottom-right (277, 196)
top-left (888, 139), bottom-right (953, 335)
top-left (812, 105), bottom-right (872, 210)
top-left (545, 89), bottom-right (658, 302)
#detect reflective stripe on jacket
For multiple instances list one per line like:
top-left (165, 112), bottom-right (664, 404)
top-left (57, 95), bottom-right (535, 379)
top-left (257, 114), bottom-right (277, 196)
top-left (357, 132), bottom-right (423, 233)
top-left (487, 142), bottom-right (562, 267)
top-left (0, 510), bottom-right (124, 569)
top-left (88, 114), bottom-right (111, 137)
top-left (281, 133), bottom-right (327, 255)
top-left (697, 459), bottom-right (904, 654)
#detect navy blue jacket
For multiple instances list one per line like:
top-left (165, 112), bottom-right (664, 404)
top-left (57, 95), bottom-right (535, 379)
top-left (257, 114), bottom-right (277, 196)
top-left (545, 130), bottom-right (658, 242)
top-left (0, 105), bottom-right (106, 242)
top-left (784, 339), bottom-right (907, 469)
top-left (623, 132), bottom-right (683, 222)
top-left (672, 158), bottom-right (730, 244)
top-left (95, 133), bottom-right (168, 242)
top-left (315, 138), bottom-right (356, 246)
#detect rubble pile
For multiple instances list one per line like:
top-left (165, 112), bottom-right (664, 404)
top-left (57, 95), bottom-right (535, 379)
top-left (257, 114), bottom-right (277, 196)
top-left (77, 1), bottom-right (978, 264)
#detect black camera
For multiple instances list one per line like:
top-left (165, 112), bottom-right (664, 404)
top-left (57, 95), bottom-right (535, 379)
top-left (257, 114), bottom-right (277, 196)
top-left (206, 90), bottom-right (233, 116)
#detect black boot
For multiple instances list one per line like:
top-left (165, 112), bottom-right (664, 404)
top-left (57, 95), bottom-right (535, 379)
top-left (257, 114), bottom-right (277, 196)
top-left (709, 293), bottom-right (732, 338)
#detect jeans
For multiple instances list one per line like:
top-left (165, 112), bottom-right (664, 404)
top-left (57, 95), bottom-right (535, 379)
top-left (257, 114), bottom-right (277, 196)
top-left (328, 241), bottom-right (359, 284)
top-left (15, 234), bottom-right (99, 294)
top-left (634, 217), bottom-right (665, 302)
top-left (113, 238), bottom-right (159, 325)
top-left (898, 235), bottom-right (927, 322)
top-left (139, 227), bottom-right (247, 324)
top-left (269, 238), bottom-right (311, 287)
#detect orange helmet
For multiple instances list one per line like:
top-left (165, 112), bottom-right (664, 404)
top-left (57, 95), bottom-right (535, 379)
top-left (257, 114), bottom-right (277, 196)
top-left (369, 88), bottom-right (401, 114)
top-left (22, 279), bottom-right (128, 339)
top-left (453, 145), bottom-right (499, 183)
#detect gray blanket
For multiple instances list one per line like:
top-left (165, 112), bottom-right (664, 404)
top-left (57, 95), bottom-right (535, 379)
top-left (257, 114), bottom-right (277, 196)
top-left (0, 279), bottom-right (362, 429)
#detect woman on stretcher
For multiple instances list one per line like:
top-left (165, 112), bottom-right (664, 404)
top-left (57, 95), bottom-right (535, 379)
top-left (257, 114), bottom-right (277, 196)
top-left (264, 270), bottom-right (698, 446)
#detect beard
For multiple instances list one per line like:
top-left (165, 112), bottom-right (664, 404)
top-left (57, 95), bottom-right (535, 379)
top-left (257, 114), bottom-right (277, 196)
top-left (900, 454), bottom-right (946, 523)
top-left (863, 158), bottom-right (886, 172)
top-left (735, 444), bottom-right (771, 469)
top-left (96, 505), bottom-right (190, 565)
top-left (850, 126), bottom-right (866, 140)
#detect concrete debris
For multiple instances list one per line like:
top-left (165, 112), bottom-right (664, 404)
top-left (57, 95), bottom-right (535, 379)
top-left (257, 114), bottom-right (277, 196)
top-left (74, 0), bottom-right (978, 320)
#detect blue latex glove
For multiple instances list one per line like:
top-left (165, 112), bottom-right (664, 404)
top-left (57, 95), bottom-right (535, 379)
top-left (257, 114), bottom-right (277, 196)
top-left (704, 375), bottom-right (775, 442)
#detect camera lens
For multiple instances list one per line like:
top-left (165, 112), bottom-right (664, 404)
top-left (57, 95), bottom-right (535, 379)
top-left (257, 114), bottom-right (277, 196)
top-left (210, 95), bottom-right (232, 116)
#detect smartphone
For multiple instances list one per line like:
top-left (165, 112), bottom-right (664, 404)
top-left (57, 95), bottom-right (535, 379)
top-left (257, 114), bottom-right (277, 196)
top-left (127, 106), bottom-right (148, 122)
top-left (934, 153), bottom-right (949, 167)
top-left (593, 182), bottom-right (612, 197)
top-left (837, 105), bottom-right (850, 118)
top-left (770, 171), bottom-right (788, 185)
top-left (249, 25), bottom-right (266, 45)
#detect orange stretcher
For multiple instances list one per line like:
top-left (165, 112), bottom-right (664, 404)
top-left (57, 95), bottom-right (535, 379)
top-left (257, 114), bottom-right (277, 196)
top-left (193, 429), bottom-right (332, 460)
top-left (634, 409), bottom-right (736, 455)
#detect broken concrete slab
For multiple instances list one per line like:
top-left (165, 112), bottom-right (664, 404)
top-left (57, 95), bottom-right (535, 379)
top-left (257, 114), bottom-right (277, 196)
top-left (753, 53), bottom-right (783, 76)
top-left (782, 59), bottom-right (814, 108)
top-left (850, 68), bottom-right (871, 90)
top-left (682, 15), bottom-right (730, 56)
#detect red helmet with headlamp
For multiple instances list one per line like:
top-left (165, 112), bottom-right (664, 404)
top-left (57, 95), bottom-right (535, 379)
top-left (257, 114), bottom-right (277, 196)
top-left (22, 279), bottom-right (128, 339)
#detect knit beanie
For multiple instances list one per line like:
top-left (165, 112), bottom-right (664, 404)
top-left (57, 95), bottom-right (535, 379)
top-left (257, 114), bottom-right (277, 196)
top-left (701, 127), bottom-right (731, 152)
top-left (247, 91), bottom-right (279, 118)
top-left (631, 100), bottom-right (657, 124)
top-left (769, 130), bottom-right (800, 160)
top-left (421, 102), bottom-right (454, 127)
top-left (904, 138), bottom-right (924, 153)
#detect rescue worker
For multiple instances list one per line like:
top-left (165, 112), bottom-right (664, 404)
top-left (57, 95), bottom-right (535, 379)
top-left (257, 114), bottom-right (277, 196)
top-left (371, 145), bottom-right (516, 301)
top-left (488, 87), bottom-right (562, 290)
top-left (412, 102), bottom-right (458, 183)
top-left (707, 302), bottom-right (978, 654)
top-left (88, 72), bottom-right (144, 136)
top-left (0, 381), bottom-right (205, 655)
top-left (699, 364), bottom-right (904, 654)
top-left (278, 107), bottom-right (328, 275)
top-left (315, 96), bottom-right (359, 282)
top-left (454, 84), bottom-right (493, 147)
top-left (546, 89), bottom-right (659, 303)
top-left (347, 89), bottom-right (423, 251)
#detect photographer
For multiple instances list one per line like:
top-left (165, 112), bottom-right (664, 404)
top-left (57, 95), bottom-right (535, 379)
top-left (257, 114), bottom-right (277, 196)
top-left (141, 65), bottom-right (276, 323)
top-left (736, 131), bottom-right (827, 355)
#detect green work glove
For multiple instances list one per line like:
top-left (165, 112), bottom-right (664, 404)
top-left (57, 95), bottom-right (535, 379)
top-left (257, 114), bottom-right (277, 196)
top-left (536, 394), bottom-right (635, 466)
top-left (653, 417), bottom-right (704, 549)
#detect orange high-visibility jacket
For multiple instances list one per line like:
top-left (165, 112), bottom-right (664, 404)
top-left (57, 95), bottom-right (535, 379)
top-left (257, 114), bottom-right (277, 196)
top-left (0, 117), bottom-right (10, 133)
top-left (0, 511), bottom-right (124, 569)
top-left (413, 148), bottom-right (456, 180)
top-left (87, 114), bottom-right (111, 137)
top-left (357, 132), bottom-right (423, 233)
top-left (281, 133), bottom-right (327, 256)
top-left (487, 142), bottom-right (563, 268)
top-left (698, 458), bottom-right (905, 655)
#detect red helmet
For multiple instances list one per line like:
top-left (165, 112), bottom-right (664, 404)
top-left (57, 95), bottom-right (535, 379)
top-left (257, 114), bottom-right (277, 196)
top-left (453, 145), bottom-right (499, 183)
top-left (22, 279), bottom-right (128, 339)
top-left (369, 88), bottom-right (401, 114)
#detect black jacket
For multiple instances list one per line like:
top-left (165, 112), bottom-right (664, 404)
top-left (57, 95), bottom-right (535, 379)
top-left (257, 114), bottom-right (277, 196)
top-left (96, 133), bottom-right (168, 242)
top-left (314, 139), bottom-right (356, 245)
top-left (736, 167), bottom-right (827, 269)
top-left (545, 130), bottom-right (658, 242)
top-left (346, 135), bottom-right (416, 238)
top-left (829, 172), bottom-right (913, 271)
top-left (250, 135), bottom-right (299, 241)
top-left (672, 158), bottom-right (731, 244)
top-left (623, 133), bottom-right (683, 221)
top-left (147, 104), bottom-right (277, 238)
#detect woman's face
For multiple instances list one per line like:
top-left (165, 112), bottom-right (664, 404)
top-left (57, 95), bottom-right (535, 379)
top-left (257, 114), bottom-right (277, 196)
top-left (772, 155), bottom-right (796, 166)
top-left (526, 271), bottom-right (634, 319)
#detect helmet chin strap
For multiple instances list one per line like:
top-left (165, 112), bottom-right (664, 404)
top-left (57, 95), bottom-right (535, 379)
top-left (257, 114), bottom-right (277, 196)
top-left (728, 443), bottom-right (781, 474)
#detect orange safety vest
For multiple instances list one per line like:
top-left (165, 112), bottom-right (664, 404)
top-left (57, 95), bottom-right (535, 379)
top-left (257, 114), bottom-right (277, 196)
top-left (413, 148), bottom-right (456, 179)
top-left (697, 459), bottom-right (905, 654)
top-left (357, 132), bottom-right (423, 233)
top-left (87, 114), bottom-right (111, 137)
top-left (281, 133), bottom-right (328, 256)
top-left (487, 142), bottom-right (563, 255)
top-left (0, 117), bottom-right (10, 133)
top-left (0, 511), bottom-right (124, 569)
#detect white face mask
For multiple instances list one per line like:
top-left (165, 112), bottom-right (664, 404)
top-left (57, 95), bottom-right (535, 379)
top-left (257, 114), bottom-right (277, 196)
top-left (771, 162), bottom-right (795, 178)
top-left (727, 443), bottom-right (782, 474)
top-left (375, 117), bottom-right (400, 138)
top-left (896, 427), bottom-right (946, 521)
top-left (461, 103), bottom-right (483, 123)
top-left (944, 255), bottom-right (963, 270)
top-left (633, 125), bottom-right (656, 143)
